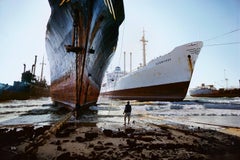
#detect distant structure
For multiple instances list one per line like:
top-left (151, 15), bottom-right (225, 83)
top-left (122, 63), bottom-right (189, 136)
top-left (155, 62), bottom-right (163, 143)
top-left (0, 55), bottom-right (49, 101)
top-left (140, 29), bottom-right (148, 66)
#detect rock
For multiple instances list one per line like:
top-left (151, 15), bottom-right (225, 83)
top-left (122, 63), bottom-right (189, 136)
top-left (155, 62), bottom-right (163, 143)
top-left (145, 131), bottom-right (156, 135)
top-left (0, 128), bottom-right (8, 134)
top-left (10, 146), bottom-right (17, 151)
top-left (56, 152), bottom-right (71, 160)
top-left (104, 142), bottom-right (113, 146)
top-left (121, 151), bottom-right (128, 157)
top-left (57, 145), bottom-right (62, 151)
top-left (65, 127), bottom-right (76, 133)
top-left (34, 126), bottom-right (50, 137)
top-left (56, 130), bottom-right (70, 138)
top-left (103, 129), bottom-right (113, 137)
top-left (94, 144), bottom-right (106, 151)
top-left (126, 139), bottom-right (136, 147)
top-left (75, 154), bottom-right (89, 160)
top-left (88, 144), bottom-right (94, 148)
top-left (114, 131), bottom-right (126, 138)
top-left (63, 139), bottom-right (69, 143)
top-left (141, 152), bottom-right (146, 158)
top-left (138, 136), bottom-right (155, 142)
top-left (55, 126), bottom-right (76, 138)
top-left (75, 136), bottom-right (85, 142)
top-left (167, 133), bottom-right (174, 140)
top-left (108, 149), bottom-right (113, 155)
top-left (125, 128), bottom-right (135, 134)
top-left (118, 144), bottom-right (124, 148)
top-left (23, 126), bottom-right (34, 138)
top-left (148, 143), bottom-right (162, 150)
top-left (56, 140), bottom-right (61, 145)
top-left (150, 153), bottom-right (159, 159)
top-left (85, 132), bottom-right (98, 140)
top-left (90, 150), bottom-right (96, 157)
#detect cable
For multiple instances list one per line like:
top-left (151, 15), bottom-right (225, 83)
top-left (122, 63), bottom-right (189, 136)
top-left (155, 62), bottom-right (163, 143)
top-left (204, 41), bottom-right (240, 47)
top-left (118, 21), bottom-right (125, 67)
top-left (204, 28), bottom-right (240, 42)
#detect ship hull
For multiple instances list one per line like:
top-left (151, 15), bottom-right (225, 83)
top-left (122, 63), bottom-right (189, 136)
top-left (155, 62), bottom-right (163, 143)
top-left (101, 81), bottom-right (190, 101)
top-left (190, 89), bottom-right (240, 98)
top-left (46, 0), bottom-right (124, 109)
top-left (0, 84), bottom-right (49, 102)
top-left (101, 41), bottom-right (203, 101)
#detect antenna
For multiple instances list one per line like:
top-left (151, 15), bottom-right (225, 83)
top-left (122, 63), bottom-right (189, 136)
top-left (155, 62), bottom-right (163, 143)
top-left (140, 29), bottom-right (148, 66)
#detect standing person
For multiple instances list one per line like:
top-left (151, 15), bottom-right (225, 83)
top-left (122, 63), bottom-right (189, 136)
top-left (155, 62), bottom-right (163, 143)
top-left (123, 101), bottom-right (132, 125)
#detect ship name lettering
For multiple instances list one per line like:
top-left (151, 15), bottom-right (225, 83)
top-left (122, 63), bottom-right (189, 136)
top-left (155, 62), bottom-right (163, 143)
top-left (156, 58), bottom-right (171, 65)
top-left (186, 48), bottom-right (200, 55)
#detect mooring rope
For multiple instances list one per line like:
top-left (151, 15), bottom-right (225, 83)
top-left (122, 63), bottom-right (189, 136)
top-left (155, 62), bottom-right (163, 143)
top-left (24, 111), bottom-right (73, 154)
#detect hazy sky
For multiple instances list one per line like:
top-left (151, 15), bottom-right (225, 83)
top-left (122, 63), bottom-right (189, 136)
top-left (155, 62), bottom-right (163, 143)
top-left (0, 0), bottom-right (239, 91)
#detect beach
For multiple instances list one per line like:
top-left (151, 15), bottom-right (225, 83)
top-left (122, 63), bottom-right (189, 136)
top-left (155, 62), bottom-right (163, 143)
top-left (1, 117), bottom-right (240, 160)
top-left (1, 97), bottom-right (240, 159)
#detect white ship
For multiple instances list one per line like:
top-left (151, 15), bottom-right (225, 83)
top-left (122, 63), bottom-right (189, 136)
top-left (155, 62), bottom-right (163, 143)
top-left (101, 33), bottom-right (203, 101)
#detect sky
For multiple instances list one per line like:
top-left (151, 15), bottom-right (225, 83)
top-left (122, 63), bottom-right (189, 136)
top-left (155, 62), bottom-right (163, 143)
top-left (0, 0), bottom-right (239, 92)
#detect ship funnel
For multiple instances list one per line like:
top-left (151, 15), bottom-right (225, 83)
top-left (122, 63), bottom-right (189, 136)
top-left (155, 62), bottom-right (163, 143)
top-left (31, 65), bottom-right (34, 73)
top-left (23, 64), bottom-right (26, 73)
top-left (33, 55), bottom-right (37, 75)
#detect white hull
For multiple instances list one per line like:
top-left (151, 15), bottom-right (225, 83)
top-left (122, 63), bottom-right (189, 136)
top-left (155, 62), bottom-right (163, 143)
top-left (101, 41), bottom-right (203, 101)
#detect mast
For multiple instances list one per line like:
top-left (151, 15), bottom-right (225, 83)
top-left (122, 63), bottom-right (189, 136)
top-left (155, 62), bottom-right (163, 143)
top-left (224, 69), bottom-right (228, 89)
top-left (140, 29), bottom-right (148, 66)
top-left (124, 51), bottom-right (126, 74)
top-left (40, 56), bottom-right (46, 82)
top-left (130, 52), bottom-right (132, 72)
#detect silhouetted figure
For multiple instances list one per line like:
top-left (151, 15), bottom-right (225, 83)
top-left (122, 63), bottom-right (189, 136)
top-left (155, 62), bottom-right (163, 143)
top-left (123, 101), bottom-right (132, 125)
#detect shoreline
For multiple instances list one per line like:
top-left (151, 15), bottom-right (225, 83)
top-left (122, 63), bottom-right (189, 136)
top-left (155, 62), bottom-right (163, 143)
top-left (1, 119), bottom-right (240, 160)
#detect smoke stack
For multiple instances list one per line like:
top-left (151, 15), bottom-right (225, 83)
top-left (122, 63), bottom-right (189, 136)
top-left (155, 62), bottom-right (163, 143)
top-left (32, 64), bottom-right (35, 73)
top-left (33, 55), bottom-right (37, 75)
top-left (23, 64), bottom-right (26, 73)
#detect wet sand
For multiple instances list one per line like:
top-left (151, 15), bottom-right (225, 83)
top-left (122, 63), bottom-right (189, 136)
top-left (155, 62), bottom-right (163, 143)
top-left (1, 119), bottom-right (240, 160)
